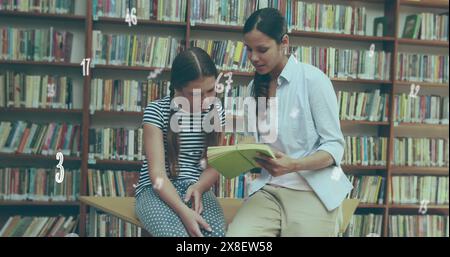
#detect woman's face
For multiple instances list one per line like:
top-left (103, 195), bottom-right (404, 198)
top-left (176, 76), bottom-right (217, 112)
top-left (244, 29), bottom-right (287, 75)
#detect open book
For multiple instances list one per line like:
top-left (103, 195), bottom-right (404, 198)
top-left (207, 144), bottom-right (275, 179)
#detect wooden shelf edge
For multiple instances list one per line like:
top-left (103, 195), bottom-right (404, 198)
top-left (341, 120), bottom-right (390, 126)
top-left (398, 38), bottom-right (449, 47)
top-left (0, 108), bottom-right (83, 114)
top-left (400, 0), bottom-right (449, 8)
top-left (0, 10), bottom-right (85, 20)
top-left (191, 23), bottom-right (396, 42)
top-left (394, 81), bottom-right (449, 88)
top-left (95, 17), bottom-right (186, 27)
top-left (0, 200), bottom-right (80, 206)
top-left (342, 165), bottom-right (388, 170)
top-left (0, 60), bottom-right (80, 67)
top-left (390, 166), bottom-right (449, 175)
top-left (394, 123), bottom-right (449, 130)
top-left (388, 204), bottom-right (449, 210)
top-left (0, 153), bottom-right (81, 161)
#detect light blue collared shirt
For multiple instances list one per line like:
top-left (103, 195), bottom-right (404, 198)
top-left (246, 55), bottom-right (352, 210)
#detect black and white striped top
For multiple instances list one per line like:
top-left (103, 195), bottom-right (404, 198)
top-left (135, 96), bottom-right (225, 196)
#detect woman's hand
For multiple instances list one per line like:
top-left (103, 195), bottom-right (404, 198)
top-left (254, 151), bottom-right (299, 177)
top-left (179, 207), bottom-right (212, 237)
top-left (184, 183), bottom-right (204, 214)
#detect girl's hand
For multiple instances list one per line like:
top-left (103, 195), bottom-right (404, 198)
top-left (184, 183), bottom-right (204, 214)
top-left (254, 151), bottom-right (298, 177)
top-left (179, 207), bottom-right (212, 237)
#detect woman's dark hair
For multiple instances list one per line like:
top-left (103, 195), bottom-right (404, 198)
top-left (243, 8), bottom-right (287, 102)
top-left (167, 47), bottom-right (221, 178)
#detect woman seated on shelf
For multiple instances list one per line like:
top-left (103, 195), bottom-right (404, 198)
top-left (226, 8), bottom-right (353, 237)
top-left (135, 47), bottom-right (226, 237)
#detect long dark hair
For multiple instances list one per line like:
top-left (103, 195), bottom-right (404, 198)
top-left (167, 47), bottom-right (221, 178)
top-left (243, 8), bottom-right (287, 101)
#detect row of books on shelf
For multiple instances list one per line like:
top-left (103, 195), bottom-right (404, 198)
top-left (190, 0), bottom-right (255, 27)
top-left (347, 175), bottom-right (385, 205)
top-left (88, 127), bottom-right (144, 161)
top-left (1, 166), bottom-right (448, 206)
top-left (0, 0), bottom-right (74, 14)
top-left (343, 214), bottom-right (449, 237)
top-left (337, 90), bottom-right (389, 122)
top-left (190, 40), bottom-right (253, 72)
top-left (397, 53), bottom-right (449, 84)
top-left (0, 215), bottom-right (78, 237)
top-left (402, 13), bottom-right (449, 41)
top-left (83, 212), bottom-right (449, 237)
top-left (393, 94), bottom-right (449, 125)
top-left (389, 215), bottom-right (449, 237)
top-left (0, 121), bottom-right (81, 156)
top-left (0, 71), bottom-right (74, 109)
top-left (289, 46), bottom-right (391, 81)
top-left (391, 176), bottom-right (449, 205)
top-left (1, 72), bottom-right (449, 123)
top-left (90, 33), bottom-right (398, 81)
top-left (88, 210), bottom-right (141, 237)
top-left (392, 137), bottom-right (449, 168)
top-left (0, 168), bottom-right (80, 201)
top-left (342, 214), bottom-right (383, 237)
top-left (346, 175), bottom-right (449, 205)
top-left (213, 173), bottom-right (258, 199)
top-left (0, 27), bottom-right (73, 63)
top-left (92, 31), bottom-right (184, 68)
top-left (280, 1), bottom-right (367, 35)
top-left (223, 84), bottom-right (250, 117)
top-left (190, 0), bottom-right (368, 36)
top-left (1, 28), bottom-right (448, 84)
top-left (90, 79), bottom-right (170, 113)
top-left (1, 121), bottom-right (448, 168)
top-left (92, 0), bottom-right (186, 22)
top-left (87, 169), bottom-right (138, 197)
top-left (193, 40), bottom-right (393, 80)
top-left (341, 136), bottom-right (388, 166)
top-left (3, 1), bottom-right (449, 43)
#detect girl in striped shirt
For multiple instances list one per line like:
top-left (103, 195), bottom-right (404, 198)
top-left (135, 47), bottom-right (226, 237)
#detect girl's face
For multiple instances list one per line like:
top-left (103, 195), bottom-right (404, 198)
top-left (176, 76), bottom-right (217, 112)
top-left (244, 29), bottom-right (288, 75)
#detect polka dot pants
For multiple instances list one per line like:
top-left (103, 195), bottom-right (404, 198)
top-left (135, 180), bottom-right (226, 237)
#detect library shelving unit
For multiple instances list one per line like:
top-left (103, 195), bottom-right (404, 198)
top-left (0, 0), bottom-right (448, 237)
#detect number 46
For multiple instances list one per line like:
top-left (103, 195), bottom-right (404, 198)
top-left (125, 8), bottom-right (138, 27)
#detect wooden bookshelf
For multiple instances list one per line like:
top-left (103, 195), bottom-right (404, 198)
top-left (1, 0), bottom-right (448, 237)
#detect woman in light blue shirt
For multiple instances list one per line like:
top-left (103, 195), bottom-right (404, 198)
top-left (226, 8), bottom-right (353, 237)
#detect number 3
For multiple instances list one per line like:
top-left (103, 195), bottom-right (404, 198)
top-left (55, 152), bottom-right (65, 184)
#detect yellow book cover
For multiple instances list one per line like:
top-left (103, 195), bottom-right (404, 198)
top-left (207, 144), bottom-right (275, 179)
top-left (207, 40), bottom-right (213, 56)
top-left (132, 35), bottom-right (138, 66)
top-left (233, 42), bottom-right (244, 65)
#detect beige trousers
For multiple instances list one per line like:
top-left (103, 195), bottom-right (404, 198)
top-left (226, 185), bottom-right (340, 237)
